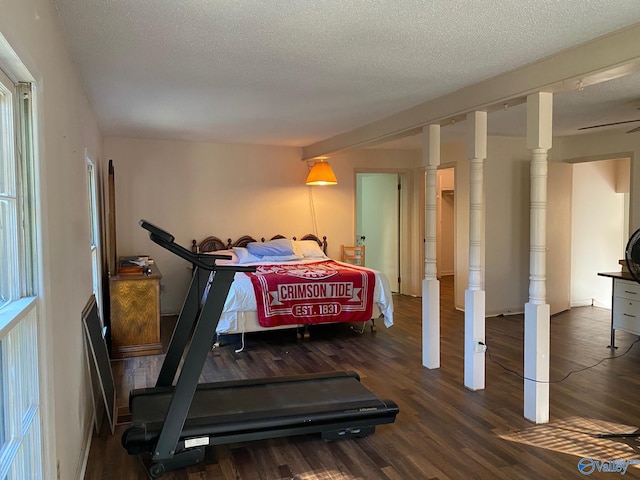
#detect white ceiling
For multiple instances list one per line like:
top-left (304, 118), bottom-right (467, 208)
top-left (52, 1), bottom-right (640, 149)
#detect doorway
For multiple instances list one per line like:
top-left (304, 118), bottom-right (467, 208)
top-left (418, 167), bottom-right (456, 281)
top-left (356, 173), bottom-right (401, 292)
top-left (570, 157), bottom-right (630, 309)
top-left (437, 168), bottom-right (455, 277)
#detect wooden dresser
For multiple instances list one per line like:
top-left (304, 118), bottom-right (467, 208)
top-left (109, 263), bottom-right (163, 358)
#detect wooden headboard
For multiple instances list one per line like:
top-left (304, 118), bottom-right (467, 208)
top-left (192, 234), bottom-right (328, 255)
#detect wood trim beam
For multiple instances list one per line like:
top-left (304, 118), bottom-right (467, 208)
top-left (302, 24), bottom-right (640, 160)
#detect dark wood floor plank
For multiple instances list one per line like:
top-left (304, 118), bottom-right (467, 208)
top-left (85, 276), bottom-right (640, 479)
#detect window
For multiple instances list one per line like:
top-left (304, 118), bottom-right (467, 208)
top-left (0, 67), bottom-right (42, 479)
top-left (87, 158), bottom-right (102, 316)
top-left (0, 344), bottom-right (4, 447)
top-left (0, 69), bottom-right (18, 310)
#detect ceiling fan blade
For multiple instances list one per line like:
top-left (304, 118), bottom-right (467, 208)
top-left (627, 125), bottom-right (640, 134)
top-left (578, 119), bottom-right (640, 131)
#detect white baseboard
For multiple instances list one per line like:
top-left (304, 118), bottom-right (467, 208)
top-left (487, 310), bottom-right (525, 317)
top-left (570, 299), bottom-right (594, 308)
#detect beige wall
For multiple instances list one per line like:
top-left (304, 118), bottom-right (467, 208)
top-left (105, 137), bottom-right (421, 313)
top-left (1, 1), bottom-right (104, 479)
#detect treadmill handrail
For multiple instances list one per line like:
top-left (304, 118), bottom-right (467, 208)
top-left (140, 220), bottom-right (254, 273)
top-left (153, 267), bottom-right (238, 462)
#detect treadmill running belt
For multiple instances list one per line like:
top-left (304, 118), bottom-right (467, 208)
top-left (133, 375), bottom-right (382, 423)
top-left (124, 374), bottom-right (398, 451)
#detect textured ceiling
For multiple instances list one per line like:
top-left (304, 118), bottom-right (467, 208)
top-left (52, 0), bottom-right (640, 148)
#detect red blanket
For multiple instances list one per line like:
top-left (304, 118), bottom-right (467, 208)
top-left (246, 260), bottom-right (375, 327)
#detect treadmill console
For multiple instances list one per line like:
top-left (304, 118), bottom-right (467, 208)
top-left (140, 220), bottom-right (175, 243)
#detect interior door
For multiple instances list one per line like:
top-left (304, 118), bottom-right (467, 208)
top-left (356, 173), bottom-right (400, 292)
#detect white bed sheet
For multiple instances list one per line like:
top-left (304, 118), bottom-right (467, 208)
top-left (212, 259), bottom-right (394, 334)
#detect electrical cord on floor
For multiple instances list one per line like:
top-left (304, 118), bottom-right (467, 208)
top-left (235, 330), bottom-right (246, 353)
top-left (482, 337), bottom-right (640, 384)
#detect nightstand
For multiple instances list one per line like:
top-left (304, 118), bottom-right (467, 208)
top-left (109, 263), bottom-right (163, 358)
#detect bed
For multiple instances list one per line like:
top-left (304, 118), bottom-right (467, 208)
top-left (191, 233), bottom-right (394, 349)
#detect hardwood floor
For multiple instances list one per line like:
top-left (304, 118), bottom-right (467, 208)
top-left (85, 276), bottom-right (640, 479)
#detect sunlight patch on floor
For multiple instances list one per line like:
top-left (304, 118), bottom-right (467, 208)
top-left (499, 416), bottom-right (640, 468)
top-left (297, 469), bottom-right (357, 480)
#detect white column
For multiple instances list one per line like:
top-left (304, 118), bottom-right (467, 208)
top-left (524, 92), bottom-right (553, 423)
top-left (464, 111), bottom-right (487, 390)
top-left (422, 124), bottom-right (441, 369)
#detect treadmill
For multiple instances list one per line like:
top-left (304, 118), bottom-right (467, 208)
top-left (122, 220), bottom-right (399, 478)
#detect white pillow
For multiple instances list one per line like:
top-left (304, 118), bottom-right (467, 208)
top-left (205, 249), bottom-right (237, 265)
top-left (232, 247), bottom-right (262, 264)
top-left (294, 240), bottom-right (327, 258)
